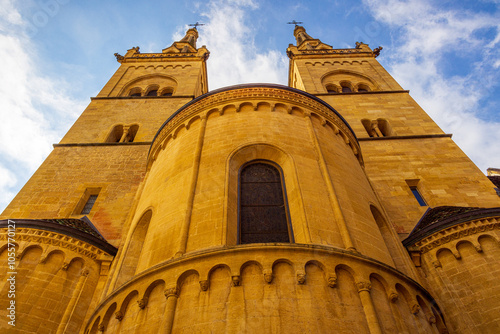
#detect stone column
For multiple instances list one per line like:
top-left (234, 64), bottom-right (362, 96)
top-left (357, 281), bottom-right (383, 334)
top-left (176, 115), bottom-right (207, 257)
top-left (161, 286), bottom-right (180, 333)
top-left (56, 268), bottom-right (89, 334)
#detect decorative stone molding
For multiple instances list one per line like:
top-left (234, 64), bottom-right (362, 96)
top-left (388, 291), bottom-right (398, 303)
top-left (164, 287), bottom-right (180, 299)
top-left (0, 228), bottom-right (110, 260)
top-left (97, 323), bottom-right (105, 332)
top-left (327, 273), bottom-right (337, 288)
top-left (296, 270), bottom-right (306, 284)
top-left (263, 269), bottom-right (273, 284)
top-left (62, 262), bottom-right (69, 271)
top-left (148, 85), bottom-right (360, 168)
top-left (356, 281), bottom-right (372, 292)
top-left (199, 280), bottom-right (209, 291)
top-left (231, 275), bottom-right (241, 287)
top-left (428, 315), bottom-right (436, 324)
top-left (114, 311), bottom-right (124, 321)
top-left (137, 298), bottom-right (148, 309)
top-left (411, 303), bottom-right (420, 315)
top-left (410, 218), bottom-right (499, 254)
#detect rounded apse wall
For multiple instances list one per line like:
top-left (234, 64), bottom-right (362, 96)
top-left (129, 84), bottom-right (397, 272)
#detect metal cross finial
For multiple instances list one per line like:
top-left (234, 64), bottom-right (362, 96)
top-left (287, 20), bottom-right (303, 26)
top-left (189, 22), bottom-right (205, 29)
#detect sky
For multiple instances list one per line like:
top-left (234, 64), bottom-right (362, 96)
top-left (1, 0), bottom-right (500, 213)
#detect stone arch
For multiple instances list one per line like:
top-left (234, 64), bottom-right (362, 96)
top-left (118, 290), bottom-right (139, 318)
top-left (18, 244), bottom-right (43, 261)
top-left (105, 124), bottom-right (124, 143)
top-left (240, 260), bottom-right (263, 275)
top-left (119, 74), bottom-right (178, 97)
top-left (416, 295), bottom-right (436, 328)
top-left (117, 209), bottom-right (153, 286)
top-left (370, 205), bottom-right (398, 267)
top-left (186, 115), bottom-right (202, 130)
top-left (321, 69), bottom-right (379, 92)
top-left (226, 143), bottom-right (307, 245)
top-left (370, 274), bottom-right (399, 333)
top-left (100, 302), bottom-right (117, 331)
top-left (88, 316), bottom-right (101, 334)
top-left (177, 269), bottom-right (200, 289)
top-left (145, 84), bottom-right (160, 96)
top-left (128, 87), bottom-right (142, 97)
top-left (205, 107), bottom-right (221, 119)
top-left (236, 101), bottom-right (254, 112)
top-left (436, 247), bottom-right (458, 265)
top-left (143, 279), bottom-right (166, 300)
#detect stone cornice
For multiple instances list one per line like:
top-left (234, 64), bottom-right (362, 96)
top-left (0, 219), bottom-right (117, 255)
top-left (148, 84), bottom-right (359, 167)
top-left (358, 134), bottom-right (452, 141)
top-left (0, 227), bottom-right (114, 259)
top-left (53, 142), bottom-right (151, 148)
top-left (406, 217), bottom-right (500, 254)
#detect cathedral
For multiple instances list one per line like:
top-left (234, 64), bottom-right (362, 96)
top-left (1, 25), bottom-right (500, 333)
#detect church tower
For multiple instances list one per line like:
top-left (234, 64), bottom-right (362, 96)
top-left (1, 26), bottom-right (500, 334)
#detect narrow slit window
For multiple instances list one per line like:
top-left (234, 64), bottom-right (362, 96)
top-left (410, 187), bottom-right (427, 206)
top-left (81, 195), bottom-right (98, 214)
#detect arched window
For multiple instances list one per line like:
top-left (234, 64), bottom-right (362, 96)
top-left (146, 90), bottom-right (158, 97)
top-left (128, 87), bottom-right (142, 97)
top-left (105, 125), bottom-right (124, 143)
top-left (160, 87), bottom-right (174, 96)
top-left (325, 84), bottom-right (338, 94)
top-left (238, 161), bottom-right (291, 244)
top-left (341, 85), bottom-right (352, 93)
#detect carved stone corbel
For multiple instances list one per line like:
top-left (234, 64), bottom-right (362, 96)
top-left (231, 275), bottom-right (241, 287)
top-left (356, 281), bottom-right (372, 292)
top-left (263, 269), bottom-right (273, 284)
top-left (296, 270), bottom-right (306, 284)
top-left (388, 291), bottom-right (398, 303)
top-left (115, 311), bottom-right (124, 321)
top-left (97, 323), bottom-right (105, 332)
top-left (411, 303), bottom-right (421, 315)
top-left (164, 287), bottom-right (180, 299)
top-left (199, 280), bottom-right (209, 291)
top-left (327, 273), bottom-right (337, 288)
top-left (137, 297), bottom-right (148, 309)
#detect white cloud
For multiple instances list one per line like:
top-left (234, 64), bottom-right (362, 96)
top-left (363, 0), bottom-right (500, 173)
top-left (0, 0), bottom-right (85, 213)
top-left (191, 0), bottom-right (288, 89)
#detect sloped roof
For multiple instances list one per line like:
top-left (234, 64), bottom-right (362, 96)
top-left (0, 217), bottom-right (117, 255)
top-left (488, 175), bottom-right (500, 188)
top-left (403, 206), bottom-right (500, 247)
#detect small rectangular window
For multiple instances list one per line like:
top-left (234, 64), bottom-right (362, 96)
top-left (410, 187), bottom-right (427, 206)
top-left (81, 194), bottom-right (98, 214)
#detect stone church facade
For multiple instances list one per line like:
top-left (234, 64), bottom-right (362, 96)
top-left (1, 26), bottom-right (500, 333)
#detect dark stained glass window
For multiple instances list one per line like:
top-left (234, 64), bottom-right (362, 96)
top-left (239, 162), bottom-right (291, 244)
top-left (81, 195), bottom-right (98, 214)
